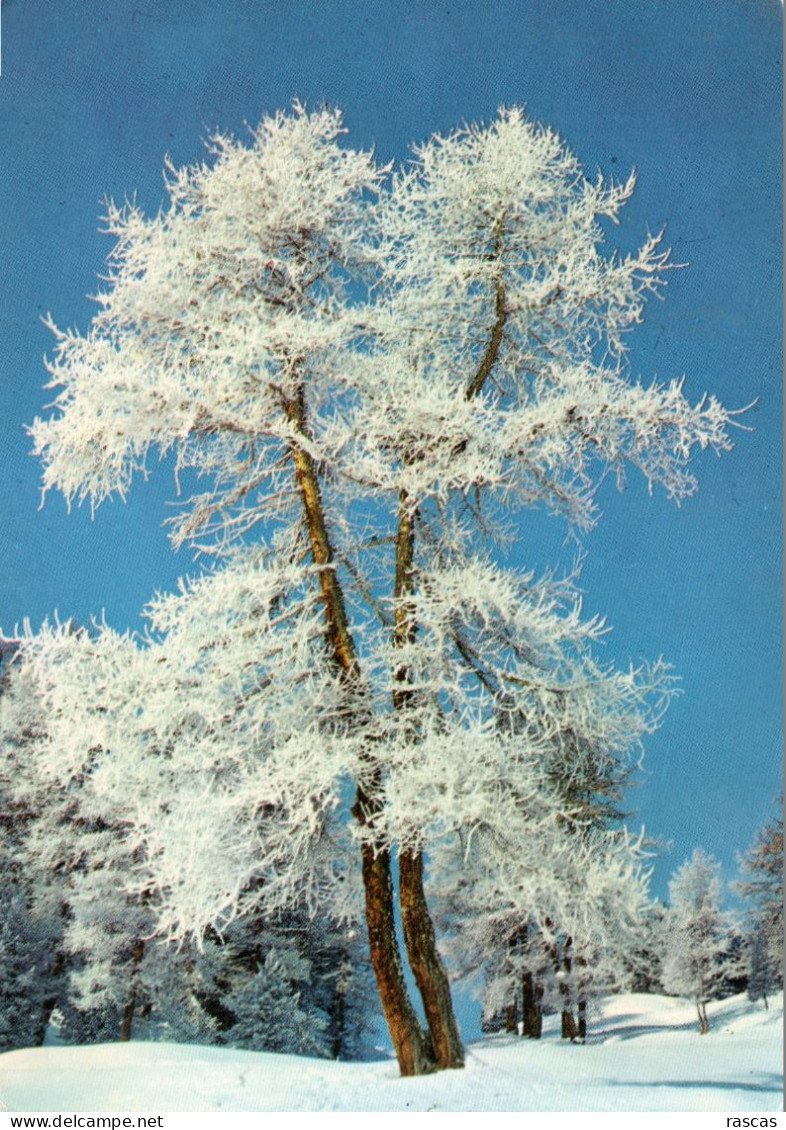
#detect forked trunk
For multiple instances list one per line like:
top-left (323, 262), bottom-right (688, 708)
top-left (399, 849), bottom-right (464, 1069)
top-left (286, 388), bottom-right (432, 1075)
top-left (394, 492), bottom-right (464, 1070)
top-left (361, 834), bottom-right (434, 1074)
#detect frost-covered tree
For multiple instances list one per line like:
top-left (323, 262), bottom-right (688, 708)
top-left (662, 849), bottom-right (732, 1034)
top-left (0, 645), bottom-right (194, 1047)
top-left (619, 900), bottom-right (669, 994)
top-left (435, 817), bottom-right (652, 1041)
top-left (1, 634), bottom-right (369, 1053)
top-left (22, 105), bottom-right (736, 1074)
top-left (0, 650), bottom-right (69, 1052)
top-left (746, 926), bottom-right (780, 1009)
top-left (185, 910), bottom-right (377, 1059)
top-left (484, 692), bottom-right (647, 1038)
top-left (735, 805), bottom-right (783, 995)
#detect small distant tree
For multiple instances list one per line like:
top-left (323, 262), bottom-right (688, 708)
top-left (746, 927), bottom-right (780, 1009)
top-left (20, 105), bottom-right (737, 1073)
top-left (735, 805), bottom-right (783, 998)
top-left (662, 849), bottom-right (732, 1034)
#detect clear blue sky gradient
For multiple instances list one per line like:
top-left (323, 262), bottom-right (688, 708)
top-left (0, 0), bottom-right (781, 1021)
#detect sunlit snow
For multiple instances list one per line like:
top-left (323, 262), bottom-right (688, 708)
top-left (0, 993), bottom-right (780, 1113)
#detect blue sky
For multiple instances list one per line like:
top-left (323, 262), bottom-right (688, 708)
top-left (0, 0), bottom-right (781, 1001)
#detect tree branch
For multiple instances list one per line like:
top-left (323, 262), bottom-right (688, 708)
top-left (465, 214), bottom-right (508, 402)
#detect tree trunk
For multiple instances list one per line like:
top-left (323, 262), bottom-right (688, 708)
top-left (385, 227), bottom-right (515, 1064)
top-left (534, 983), bottom-right (545, 1038)
top-left (505, 1002), bottom-right (518, 1033)
top-left (330, 952), bottom-right (348, 1060)
top-left (399, 849), bottom-right (464, 1069)
top-left (361, 836), bottom-right (434, 1074)
top-left (697, 967), bottom-right (710, 1034)
top-left (392, 492), bottom-right (464, 1070)
top-left (120, 938), bottom-right (144, 1042)
top-left (120, 989), bottom-right (137, 1043)
top-left (521, 971), bottom-right (543, 1039)
top-left (560, 940), bottom-right (578, 1040)
top-left (577, 954), bottom-right (588, 1040)
top-left (286, 390), bottom-right (432, 1075)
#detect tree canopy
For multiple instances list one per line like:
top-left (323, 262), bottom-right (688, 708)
top-left (7, 105), bottom-right (738, 1073)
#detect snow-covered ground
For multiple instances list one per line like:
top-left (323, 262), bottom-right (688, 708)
top-left (0, 993), bottom-right (781, 1113)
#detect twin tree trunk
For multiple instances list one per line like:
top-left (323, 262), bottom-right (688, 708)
top-left (280, 217), bottom-right (513, 1073)
top-left (394, 495), bottom-right (464, 1070)
top-left (286, 385), bottom-right (461, 1075)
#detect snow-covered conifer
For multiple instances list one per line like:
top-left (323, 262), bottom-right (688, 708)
top-left (746, 927), bottom-right (780, 1009)
top-left (735, 805), bottom-right (783, 992)
top-left (619, 900), bottom-right (668, 994)
top-left (662, 849), bottom-right (733, 1033)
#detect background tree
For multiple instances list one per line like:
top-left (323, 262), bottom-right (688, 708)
top-left (0, 649), bottom-right (69, 1052)
top-left (619, 900), bottom-right (669, 995)
top-left (23, 105), bottom-right (736, 1073)
top-left (1, 637), bottom-right (377, 1054)
top-left (735, 804), bottom-right (783, 1000)
top-left (661, 848), bottom-right (733, 1033)
top-left (746, 927), bottom-right (780, 1010)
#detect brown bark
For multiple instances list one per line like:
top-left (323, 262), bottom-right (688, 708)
top-left (361, 837), bottom-right (434, 1074)
top-left (284, 385), bottom-right (432, 1075)
top-left (393, 490), bottom-right (464, 1070)
top-left (286, 387), bottom-right (361, 685)
top-left (505, 1003), bottom-right (518, 1033)
top-left (399, 849), bottom-right (464, 1069)
top-left (464, 215), bottom-right (508, 402)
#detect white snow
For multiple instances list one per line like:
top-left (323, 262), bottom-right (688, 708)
top-left (0, 993), bottom-right (780, 1113)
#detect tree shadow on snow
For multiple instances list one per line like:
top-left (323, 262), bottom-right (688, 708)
top-left (604, 1074), bottom-right (782, 1096)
